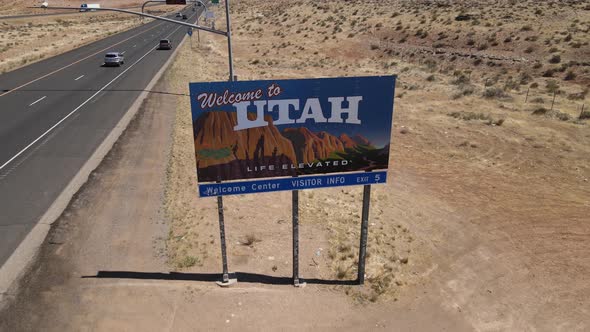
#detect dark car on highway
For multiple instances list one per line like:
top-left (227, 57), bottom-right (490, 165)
top-left (159, 39), bottom-right (172, 50)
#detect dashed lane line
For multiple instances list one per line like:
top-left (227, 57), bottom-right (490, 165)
top-left (28, 96), bottom-right (46, 107)
top-left (0, 13), bottom-right (195, 172)
top-left (0, 21), bottom-right (165, 98)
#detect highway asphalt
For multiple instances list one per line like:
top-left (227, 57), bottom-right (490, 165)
top-left (0, 6), bottom-right (202, 266)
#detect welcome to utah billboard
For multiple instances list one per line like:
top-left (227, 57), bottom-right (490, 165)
top-left (189, 76), bottom-right (396, 197)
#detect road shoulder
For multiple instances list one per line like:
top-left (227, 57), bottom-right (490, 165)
top-left (0, 32), bottom-right (188, 311)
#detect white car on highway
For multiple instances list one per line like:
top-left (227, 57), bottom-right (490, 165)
top-left (103, 52), bottom-right (125, 67)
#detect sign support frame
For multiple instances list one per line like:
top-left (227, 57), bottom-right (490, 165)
top-left (215, 182), bottom-right (236, 287)
top-left (292, 189), bottom-right (305, 287)
top-left (216, 192), bottom-right (229, 282)
top-left (357, 184), bottom-right (371, 284)
top-left (292, 189), bottom-right (299, 285)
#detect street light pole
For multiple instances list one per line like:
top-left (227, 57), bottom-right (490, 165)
top-left (141, 0), bottom-right (164, 19)
top-left (214, 0), bottom-right (235, 287)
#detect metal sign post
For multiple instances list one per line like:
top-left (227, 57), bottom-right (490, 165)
top-left (215, 191), bottom-right (231, 284)
top-left (215, 1), bottom-right (236, 285)
top-left (292, 189), bottom-right (305, 287)
top-left (292, 190), bottom-right (299, 285)
top-left (357, 184), bottom-right (371, 284)
top-left (187, 28), bottom-right (193, 48)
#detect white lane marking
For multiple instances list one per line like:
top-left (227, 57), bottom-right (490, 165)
top-left (75, 75), bottom-right (85, 81)
top-left (2, 49), bottom-right (153, 171)
top-left (133, 44), bottom-right (137, 48)
top-left (120, 51), bottom-right (126, 55)
top-left (0, 113), bottom-right (72, 180)
top-left (29, 96), bottom-right (47, 106)
top-left (0, 17), bottom-right (192, 172)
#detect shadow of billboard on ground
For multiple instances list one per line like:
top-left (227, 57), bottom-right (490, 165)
top-left (82, 271), bottom-right (359, 286)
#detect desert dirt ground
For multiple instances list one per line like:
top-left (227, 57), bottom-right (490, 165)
top-left (1, 0), bottom-right (589, 331)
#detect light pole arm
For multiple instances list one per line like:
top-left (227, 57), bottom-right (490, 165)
top-left (193, 0), bottom-right (208, 11)
top-left (141, 0), bottom-right (207, 22)
top-left (30, 6), bottom-right (227, 36)
top-left (141, 0), bottom-right (164, 16)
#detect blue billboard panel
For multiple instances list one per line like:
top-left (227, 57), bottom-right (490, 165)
top-left (189, 76), bottom-right (396, 196)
